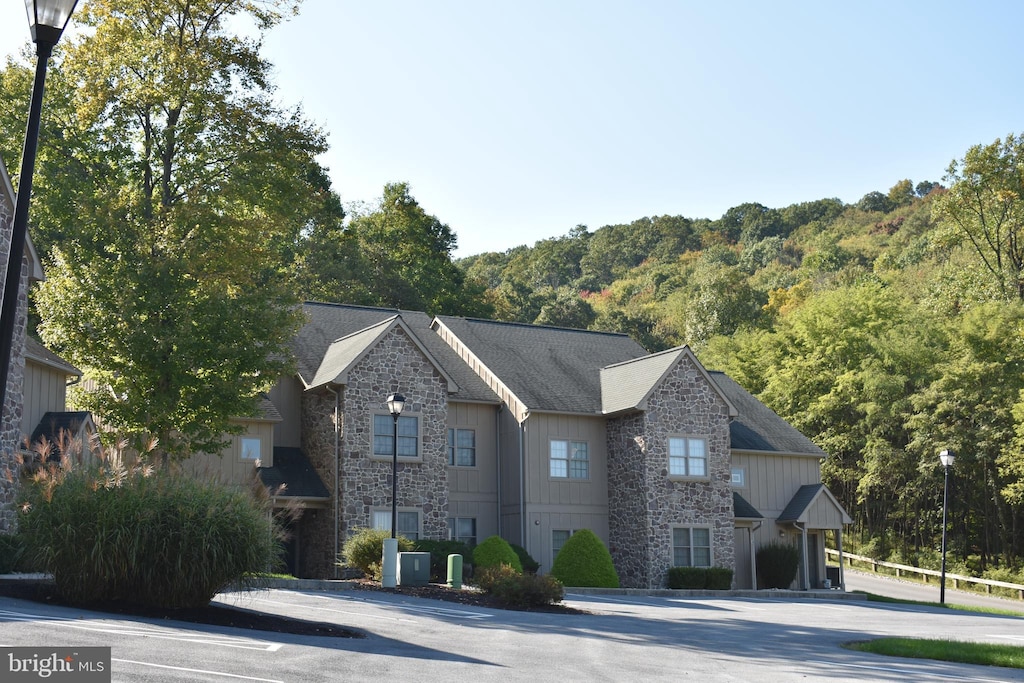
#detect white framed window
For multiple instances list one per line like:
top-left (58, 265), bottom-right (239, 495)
top-left (373, 414), bottom-right (419, 458)
top-left (552, 529), bottom-right (576, 559)
top-left (731, 467), bottom-right (745, 487)
top-left (669, 437), bottom-right (707, 477)
top-left (240, 436), bottom-right (262, 461)
top-left (372, 510), bottom-right (421, 540)
top-left (447, 517), bottom-right (477, 546)
top-left (673, 527), bottom-right (712, 567)
top-left (550, 440), bottom-right (589, 479)
top-left (447, 428), bottom-right (476, 467)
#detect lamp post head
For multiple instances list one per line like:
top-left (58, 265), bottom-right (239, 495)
top-left (24, 0), bottom-right (79, 46)
top-left (939, 449), bottom-right (955, 468)
top-left (386, 393), bottom-right (406, 417)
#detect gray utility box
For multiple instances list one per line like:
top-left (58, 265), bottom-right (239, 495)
top-left (397, 552), bottom-right (431, 587)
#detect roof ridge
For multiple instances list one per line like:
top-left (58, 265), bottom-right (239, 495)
top-left (440, 315), bottom-right (635, 338)
top-left (304, 300), bottom-right (400, 314)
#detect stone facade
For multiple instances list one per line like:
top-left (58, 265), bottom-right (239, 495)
top-left (0, 182), bottom-right (28, 534)
top-left (607, 355), bottom-right (734, 588)
top-left (299, 388), bottom-right (341, 579)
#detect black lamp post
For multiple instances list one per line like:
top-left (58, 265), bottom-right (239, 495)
top-left (939, 448), bottom-right (955, 605)
top-left (386, 393), bottom-right (405, 539)
top-left (0, 0), bottom-right (79, 417)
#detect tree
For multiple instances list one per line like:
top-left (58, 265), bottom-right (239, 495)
top-left (29, 0), bottom-right (337, 459)
top-left (856, 191), bottom-right (893, 213)
top-left (934, 134), bottom-right (1024, 301)
top-left (887, 179), bottom-right (915, 208)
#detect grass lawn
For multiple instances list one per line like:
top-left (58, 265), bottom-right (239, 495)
top-left (846, 638), bottom-right (1024, 669)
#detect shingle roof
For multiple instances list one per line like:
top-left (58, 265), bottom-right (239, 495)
top-left (434, 316), bottom-right (647, 413)
top-left (297, 303), bottom-right (499, 403)
top-left (601, 347), bottom-right (685, 415)
top-left (308, 317), bottom-right (397, 389)
top-left (777, 484), bottom-right (825, 522)
top-left (23, 337), bottom-right (80, 376)
top-left (708, 372), bottom-right (825, 456)
top-left (733, 491), bottom-right (763, 519)
top-left (28, 411), bottom-right (95, 455)
top-left (259, 447), bottom-right (330, 500)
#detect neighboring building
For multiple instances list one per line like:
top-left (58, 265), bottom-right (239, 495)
top-left (241, 301), bottom-right (850, 589)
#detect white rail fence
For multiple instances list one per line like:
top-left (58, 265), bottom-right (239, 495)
top-left (826, 548), bottom-right (1024, 600)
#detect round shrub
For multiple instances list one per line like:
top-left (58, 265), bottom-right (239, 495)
top-left (549, 529), bottom-right (619, 588)
top-left (756, 541), bottom-right (800, 589)
top-left (18, 462), bottom-right (280, 609)
top-left (341, 528), bottom-right (414, 580)
top-left (472, 535), bottom-right (522, 573)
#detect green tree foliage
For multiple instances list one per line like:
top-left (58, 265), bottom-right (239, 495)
top-left (935, 133), bottom-right (1024, 301)
top-left (472, 535), bottom-right (522, 572)
top-left (549, 528), bottom-right (619, 588)
top-left (21, 0), bottom-right (335, 459)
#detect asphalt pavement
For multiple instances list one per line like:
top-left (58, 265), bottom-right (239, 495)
top-left (844, 568), bottom-right (1024, 611)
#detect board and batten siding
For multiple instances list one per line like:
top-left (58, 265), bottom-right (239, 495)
top-left (731, 451), bottom-right (822, 519)
top-left (21, 359), bottom-right (70, 442)
top-left (182, 420), bottom-right (274, 487)
top-left (498, 407), bottom-right (523, 545)
top-left (447, 401), bottom-right (500, 542)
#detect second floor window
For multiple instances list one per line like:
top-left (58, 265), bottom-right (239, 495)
top-left (448, 428), bottom-right (476, 466)
top-left (669, 437), bottom-right (707, 477)
top-left (550, 440), bottom-right (589, 479)
top-left (373, 414), bottom-right (419, 458)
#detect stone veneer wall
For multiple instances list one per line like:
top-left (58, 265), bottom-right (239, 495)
top-left (338, 327), bottom-right (449, 541)
top-left (299, 388), bottom-right (341, 578)
top-left (606, 411), bottom-right (651, 588)
top-left (606, 355), bottom-right (734, 588)
top-left (0, 185), bottom-right (28, 534)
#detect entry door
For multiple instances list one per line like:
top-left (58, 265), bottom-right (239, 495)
top-left (733, 527), bottom-right (752, 589)
top-left (807, 533), bottom-right (820, 588)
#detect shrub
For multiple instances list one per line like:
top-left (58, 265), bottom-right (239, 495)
top-left (18, 457), bottom-right (280, 609)
top-left (706, 567), bottom-right (734, 590)
top-left (549, 529), bottom-right (619, 588)
top-left (667, 566), bottom-right (706, 589)
top-left (0, 534), bottom-right (25, 574)
top-left (341, 528), bottom-right (414, 580)
top-left (473, 536), bottom-right (522, 573)
top-left (475, 564), bottom-right (564, 607)
top-left (510, 543), bottom-right (540, 574)
top-left (412, 539), bottom-right (472, 582)
top-left (756, 542), bottom-right (800, 589)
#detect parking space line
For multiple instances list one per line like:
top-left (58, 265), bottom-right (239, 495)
top-left (114, 658), bottom-right (284, 682)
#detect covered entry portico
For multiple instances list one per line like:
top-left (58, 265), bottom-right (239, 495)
top-left (777, 483), bottom-right (852, 590)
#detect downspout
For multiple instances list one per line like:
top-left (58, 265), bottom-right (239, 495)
top-left (795, 522), bottom-right (809, 590)
top-left (325, 384), bottom-right (341, 579)
top-left (749, 521), bottom-right (762, 589)
top-left (495, 405), bottom-right (502, 537)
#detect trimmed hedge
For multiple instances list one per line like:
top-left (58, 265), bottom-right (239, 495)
top-left (473, 536), bottom-right (522, 573)
top-left (706, 567), bottom-right (734, 590)
top-left (667, 566), bottom-right (706, 589)
top-left (549, 529), bottom-right (619, 588)
top-left (756, 542), bottom-right (800, 589)
top-left (341, 528), bottom-right (414, 580)
top-left (18, 461), bottom-right (281, 609)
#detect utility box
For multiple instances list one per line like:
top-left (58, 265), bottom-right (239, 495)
top-left (397, 552), bottom-right (431, 587)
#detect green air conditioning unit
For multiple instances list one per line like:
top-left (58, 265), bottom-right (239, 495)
top-left (397, 552), bottom-right (431, 587)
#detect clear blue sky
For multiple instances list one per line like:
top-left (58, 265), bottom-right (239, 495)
top-left (1, 1), bottom-right (1022, 258)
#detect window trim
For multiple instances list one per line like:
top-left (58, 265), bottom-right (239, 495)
top-left (371, 508), bottom-right (422, 540)
top-left (552, 528), bottom-right (577, 560)
top-left (549, 439), bottom-right (591, 480)
top-left (672, 525), bottom-right (713, 568)
top-left (240, 436), bottom-right (262, 462)
top-left (731, 467), bottom-right (746, 487)
top-left (447, 517), bottom-right (477, 546)
top-left (668, 435), bottom-right (709, 480)
top-left (371, 412), bottom-right (423, 463)
top-left (447, 427), bottom-right (477, 467)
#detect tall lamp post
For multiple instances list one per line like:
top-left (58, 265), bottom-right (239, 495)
top-left (939, 448), bottom-right (955, 605)
top-left (0, 0), bottom-right (79, 416)
top-left (381, 393), bottom-right (405, 588)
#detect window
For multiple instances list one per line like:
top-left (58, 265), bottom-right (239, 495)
top-left (447, 517), bottom-right (477, 546)
top-left (550, 440), bottom-right (589, 479)
top-left (731, 467), bottom-right (745, 487)
top-left (447, 428), bottom-right (476, 467)
top-left (372, 510), bottom-right (421, 540)
top-left (673, 527), bottom-right (712, 567)
top-left (552, 529), bottom-right (575, 559)
top-left (373, 414), bottom-right (419, 458)
top-left (240, 437), bottom-right (261, 461)
top-left (668, 437), bottom-right (707, 477)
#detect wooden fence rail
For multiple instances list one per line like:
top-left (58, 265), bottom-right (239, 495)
top-left (825, 548), bottom-right (1024, 600)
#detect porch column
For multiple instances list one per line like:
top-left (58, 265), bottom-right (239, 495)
top-left (800, 525), bottom-right (809, 590)
top-left (836, 528), bottom-right (845, 591)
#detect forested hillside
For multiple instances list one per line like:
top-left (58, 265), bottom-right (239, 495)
top-left (459, 139), bottom-right (1024, 579)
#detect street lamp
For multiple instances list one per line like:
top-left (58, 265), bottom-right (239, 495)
top-left (386, 393), bottom-right (406, 538)
top-left (0, 0), bottom-right (79, 416)
top-left (939, 448), bottom-right (955, 605)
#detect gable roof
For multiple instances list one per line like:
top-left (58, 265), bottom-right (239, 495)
top-left (778, 483), bottom-right (853, 526)
top-left (708, 371), bottom-right (825, 457)
top-left (733, 491), bottom-right (763, 520)
top-left (433, 316), bottom-right (647, 414)
top-left (259, 447), bottom-right (330, 503)
top-left (23, 337), bottom-right (80, 376)
top-left (601, 346), bottom-right (737, 417)
top-left (296, 303), bottom-right (497, 402)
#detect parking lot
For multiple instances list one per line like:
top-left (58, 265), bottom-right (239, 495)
top-left (0, 587), bottom-right (1022, 682)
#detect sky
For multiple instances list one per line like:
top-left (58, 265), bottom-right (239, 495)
top-left (1, 1), bottom-right (1022, 258)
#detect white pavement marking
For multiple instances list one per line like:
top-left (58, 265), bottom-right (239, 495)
top-left (114, 658), bottom-right (284, 682)
top-left (0, 608), bottom-right (282, 652)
